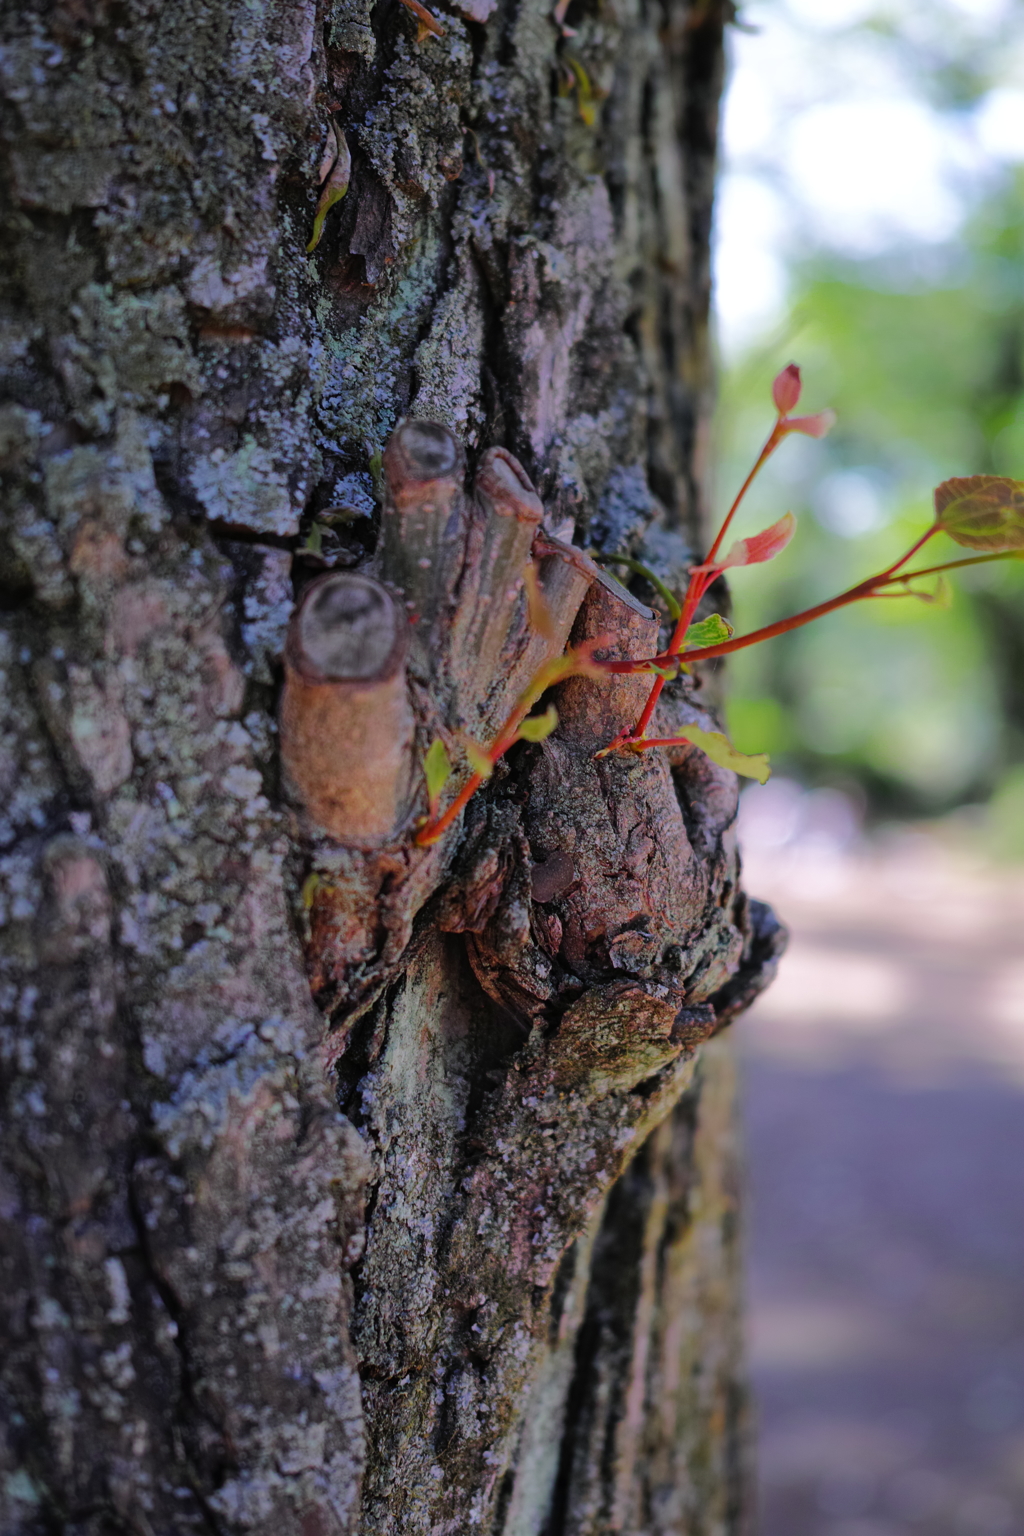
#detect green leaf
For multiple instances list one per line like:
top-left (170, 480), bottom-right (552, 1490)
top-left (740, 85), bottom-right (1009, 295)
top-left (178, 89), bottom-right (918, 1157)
top-left (307, 127), bottom-right (353, 252)
top-left (673, 724), bottom-right (770, 784)
top-left (564, 57), bottom-right (598, 127)
top-left (423, 738), bottom-right (452, 804)
top-left (933, 475), bottom-right (1024, 551)
top-left (464, 738), bottom-right (494, 780)
top-left (307, 182), bottom-right (348, 253)
top-left (909, 575), bottom-right (952, 608)
top-left (683, 613), bottom-right (734, 649)
top-left (516, 704), bottom-right (559, 743)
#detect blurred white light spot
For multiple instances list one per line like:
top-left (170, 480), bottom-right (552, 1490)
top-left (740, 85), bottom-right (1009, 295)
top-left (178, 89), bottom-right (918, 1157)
top-left (947, 0), bottom-right (1013, 20)
top-left (755, 947), bottom-right (909, 1027)
top-left (988, 961), bottom-right (1024, 1032)
top-left (739, 778), bottom-right (860, 855)
top-left (974, 88), bottom-right (1024, 161)
top-left (750, 1300), bottom-right (887, 1371)
top-left (785, 0), bottom-right (878, 29)
top-left (721, 65), bottom-right (777, 158)
top-left (714, 174), bottom-right (789, 350)
top-left (738, 777), bottom-right (806, 852)
top-left (815, 469), bottom-right (890, 537)
top-left (785, 98), bottom-right (963, 249)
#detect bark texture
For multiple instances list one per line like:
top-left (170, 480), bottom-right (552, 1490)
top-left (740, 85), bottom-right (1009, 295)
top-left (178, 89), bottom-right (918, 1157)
top-left (0, 0), bottom-right (783, 1529)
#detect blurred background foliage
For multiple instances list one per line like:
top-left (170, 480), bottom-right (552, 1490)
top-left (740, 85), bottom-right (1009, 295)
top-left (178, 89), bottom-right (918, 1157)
top-left (712, 0), bottom-right (1024, 848)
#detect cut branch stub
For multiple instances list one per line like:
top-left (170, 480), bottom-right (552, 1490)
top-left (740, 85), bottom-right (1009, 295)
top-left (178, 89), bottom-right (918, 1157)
top-left (378, 419), bottom-right (469, 681)
top-left (556, 571), bottom-right (658, 744)
top-left (480, 532), bottom-right (596, 737)
top-left (450, 447), bottom-right (544, 725)
top-left (374, 422), bottom-right (596, 749)
top-left (280, 572), bottom-right (415, 845)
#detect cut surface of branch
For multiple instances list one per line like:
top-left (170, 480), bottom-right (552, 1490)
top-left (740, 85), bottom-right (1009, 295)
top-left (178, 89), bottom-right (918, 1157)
top-left (281, 573), bottom-right (415, 845)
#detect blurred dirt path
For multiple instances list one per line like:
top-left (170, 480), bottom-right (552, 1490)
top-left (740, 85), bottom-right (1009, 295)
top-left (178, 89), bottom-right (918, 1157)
top-left (735, 787), bottom-right (1024, 1536)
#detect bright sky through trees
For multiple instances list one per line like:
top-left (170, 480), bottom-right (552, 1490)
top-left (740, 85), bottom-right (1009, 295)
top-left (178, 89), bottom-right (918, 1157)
top-left (706, 2), bottom-right (1024, 824)
top-left (715, 0), bottom-right (1024, 352)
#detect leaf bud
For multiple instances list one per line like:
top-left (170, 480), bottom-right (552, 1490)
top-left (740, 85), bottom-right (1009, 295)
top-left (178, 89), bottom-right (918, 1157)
top-left (771, 363), bottom-right (802, 416)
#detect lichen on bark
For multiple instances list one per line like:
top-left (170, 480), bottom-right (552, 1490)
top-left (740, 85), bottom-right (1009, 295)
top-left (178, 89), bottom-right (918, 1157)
top-left (1, 0), bottom-right (782, 1529)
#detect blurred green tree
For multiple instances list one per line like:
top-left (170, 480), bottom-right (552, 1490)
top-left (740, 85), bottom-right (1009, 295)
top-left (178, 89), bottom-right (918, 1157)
top-left (718, 169), bottom-right (1024, 835)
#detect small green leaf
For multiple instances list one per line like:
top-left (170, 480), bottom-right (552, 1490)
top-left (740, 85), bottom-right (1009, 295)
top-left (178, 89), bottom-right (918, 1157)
top-left (424, 738), bottom-right (452, 805)
top-left (564, 57), bottom-right (598, 127)
top-left (307, 183), bottom-right (348, 253)
top-left (673, 724), bottom-right (770, 784)
top-left (516, 704), bottom-right (558, 743)
top-left (301, 522), bottom-right (324, 555)
top-left (907, 575), bottom-right (952, 608)
top-left (464, 739), bottom-right (494, 780)
top-left (930, 575), bottom-right (952, 608)
top-left (934, 475), bottom-right (1024, 551)
top-left (307, 129), bottom-right (352, 253)
top-left (683, 613), bottom-right (734, 649)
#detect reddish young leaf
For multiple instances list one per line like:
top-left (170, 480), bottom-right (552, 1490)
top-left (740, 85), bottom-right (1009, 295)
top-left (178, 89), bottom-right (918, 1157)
top-left (782, 409), bottom-right (836, 440)
top-left (697, 511), bottom-right (797, 575)
top-left (772, 363), bottom-right (802, 415)
top-left (933, 475), bottom-right (1024, 551)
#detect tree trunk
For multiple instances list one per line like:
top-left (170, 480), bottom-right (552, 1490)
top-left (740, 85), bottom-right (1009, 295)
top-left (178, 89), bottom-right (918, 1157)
top-left (0, 0), bottom-right (783, 1529)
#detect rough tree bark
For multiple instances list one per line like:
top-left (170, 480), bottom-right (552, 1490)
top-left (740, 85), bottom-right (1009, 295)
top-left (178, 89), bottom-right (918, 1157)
top-left (0, 0), bottom-right (784, 1529)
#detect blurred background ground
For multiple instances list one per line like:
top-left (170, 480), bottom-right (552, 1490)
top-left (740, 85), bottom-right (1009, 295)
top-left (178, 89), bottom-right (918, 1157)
top-left (711, 3), bottom-right (1024, 1531)
top-left (736, 787), bottom-right (1024, 1536)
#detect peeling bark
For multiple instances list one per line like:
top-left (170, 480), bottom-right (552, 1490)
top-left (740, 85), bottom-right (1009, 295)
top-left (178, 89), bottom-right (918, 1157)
top-left (0, 0), bottom-right (783, 1530)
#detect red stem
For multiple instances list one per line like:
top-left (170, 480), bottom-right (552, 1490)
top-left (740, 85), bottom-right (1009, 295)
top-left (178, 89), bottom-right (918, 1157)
top-left (673, 537), bottom-right (1014, 663)
top-left (704, 420), bottom-right (785, 569)
top-left (414, 720), bottom-right (521, 846)
top-left (415, 770), bottom-right (486, 846)
top-left (602, 576), bottom-right (884, 673)
top-left (888, 549), bottom-right (1023, 580)
top-left (616, 525), bottom-right (967, 691)
top-left (631, 569), bottom-right (709, 738)
top-left (879, 524), bottom-right (938, 578)
top-left (630, 418), bottom-right (787, 741)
